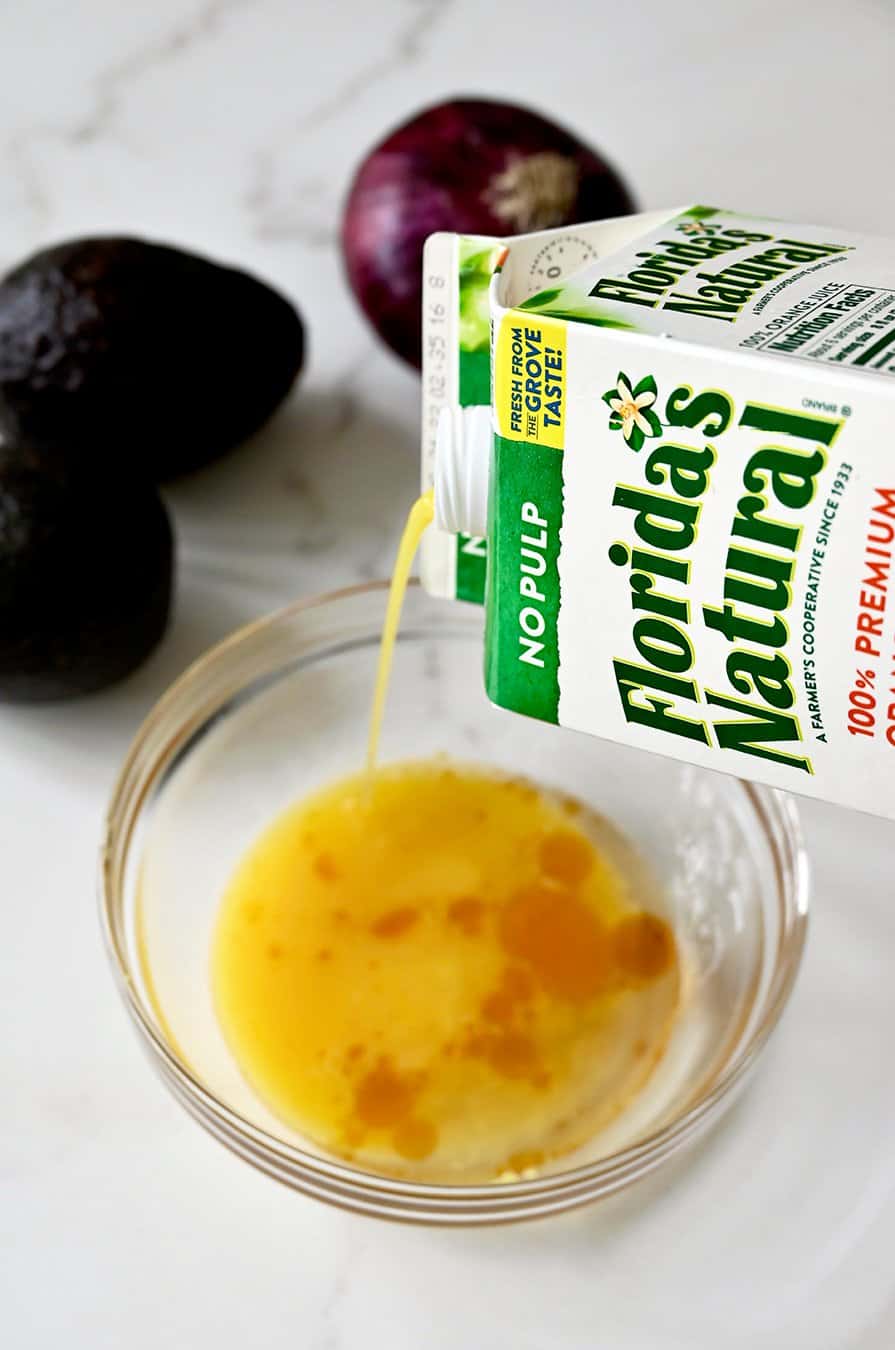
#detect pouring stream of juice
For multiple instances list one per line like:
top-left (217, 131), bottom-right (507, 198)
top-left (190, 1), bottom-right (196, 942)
top-left (366, 489), bottom-right (435, 772)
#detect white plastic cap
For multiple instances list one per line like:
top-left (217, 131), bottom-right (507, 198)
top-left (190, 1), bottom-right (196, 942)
top-left (434, 403), bottom-right (492, 538)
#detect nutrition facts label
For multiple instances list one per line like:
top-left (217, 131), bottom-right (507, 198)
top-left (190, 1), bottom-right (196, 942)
top-left (743, 282), bottom-right (895, 374)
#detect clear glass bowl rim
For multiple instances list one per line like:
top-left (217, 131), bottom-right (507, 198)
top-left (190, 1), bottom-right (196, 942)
top-left (98, 579), bottom-right (810, 1225)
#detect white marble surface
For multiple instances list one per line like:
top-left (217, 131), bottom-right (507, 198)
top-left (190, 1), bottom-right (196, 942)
top-left (2, 1), bottom-right (895, 1346)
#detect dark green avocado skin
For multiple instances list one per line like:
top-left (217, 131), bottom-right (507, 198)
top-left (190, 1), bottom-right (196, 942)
top-left (0, 237), bottom-right (304, 480)
top-left (0, 451), bottom-right (173, 701)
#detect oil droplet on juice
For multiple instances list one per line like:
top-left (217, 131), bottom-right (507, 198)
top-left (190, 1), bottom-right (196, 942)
top-left (212, 760), bottom-right (680, 1182)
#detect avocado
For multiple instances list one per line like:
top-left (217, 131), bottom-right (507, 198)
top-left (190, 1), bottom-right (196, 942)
top-left (0, 238), bottom-right (304, 480)
top-left (0, 449), bottom-right (173, 701)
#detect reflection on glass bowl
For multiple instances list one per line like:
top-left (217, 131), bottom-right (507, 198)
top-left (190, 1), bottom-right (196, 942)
top-left (100, 581), bottom-right (808, 1225)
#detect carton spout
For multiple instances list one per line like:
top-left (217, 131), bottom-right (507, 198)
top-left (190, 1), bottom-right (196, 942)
top-left (433, 404), bottom-right (492, 538)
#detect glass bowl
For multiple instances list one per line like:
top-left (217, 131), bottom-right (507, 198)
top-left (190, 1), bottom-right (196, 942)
top-left (99, 581), bottom-right (808, 1225)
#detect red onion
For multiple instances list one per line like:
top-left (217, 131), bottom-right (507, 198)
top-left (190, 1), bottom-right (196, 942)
top-left (342, 97), bottom-right (634, 368)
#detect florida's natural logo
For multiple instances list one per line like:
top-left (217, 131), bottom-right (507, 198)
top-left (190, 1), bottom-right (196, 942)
top-left (676, 219), bottom-right (711, 237)
top-left (605, 379), bottom-right (844, 777)
top-left (590, 221), bottom-right (850, 323)
top-left (602, 372), bottom-right (661, 451)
